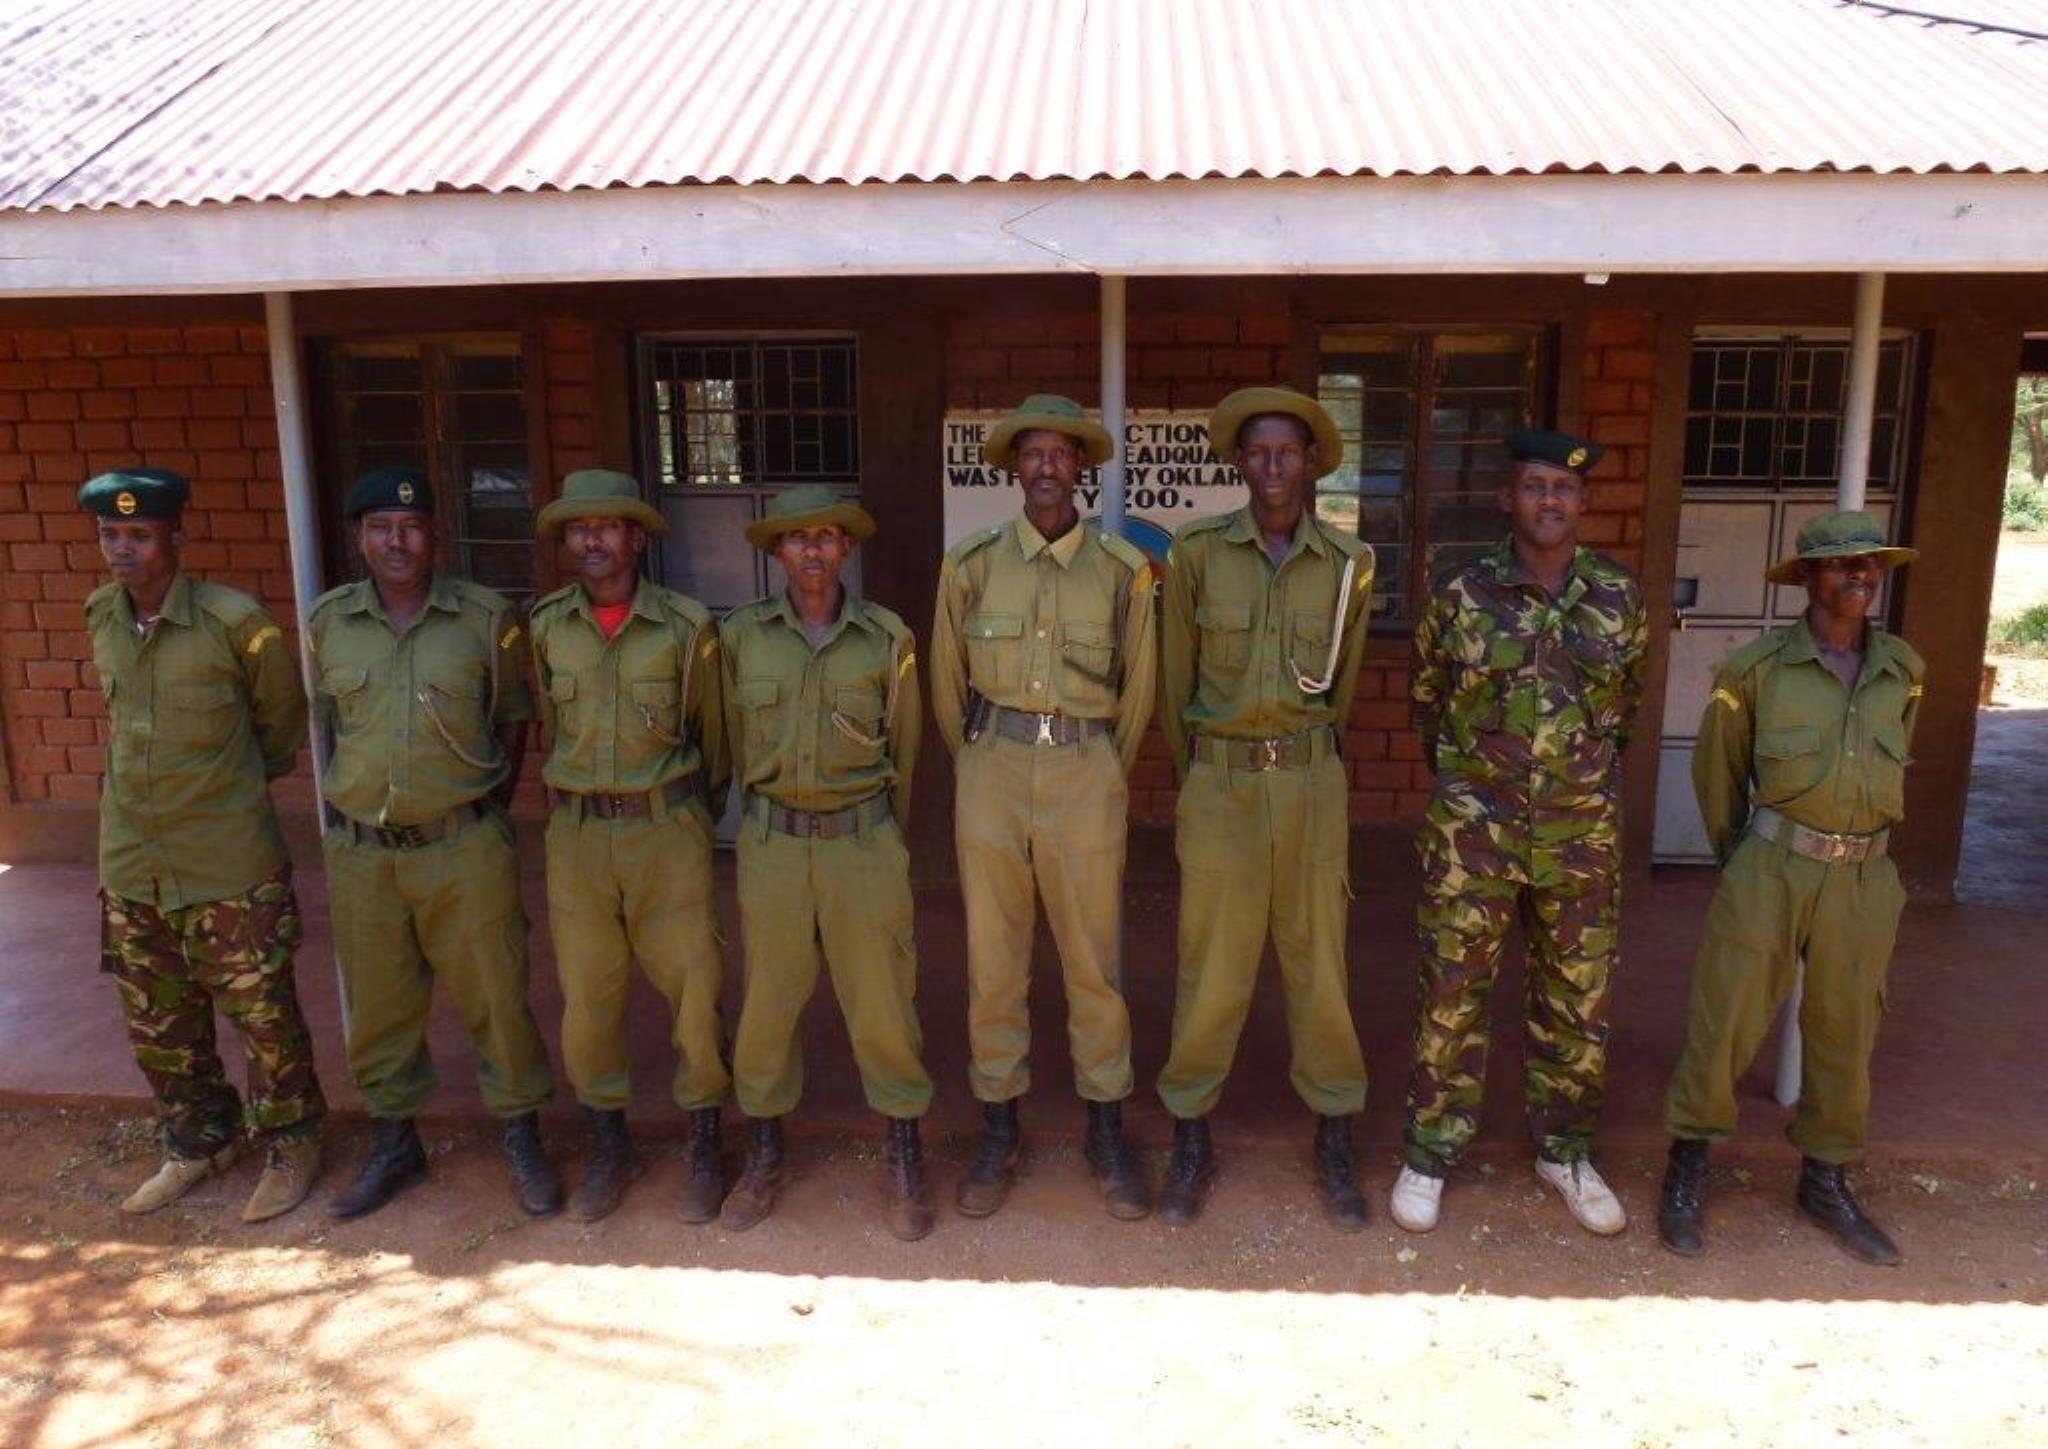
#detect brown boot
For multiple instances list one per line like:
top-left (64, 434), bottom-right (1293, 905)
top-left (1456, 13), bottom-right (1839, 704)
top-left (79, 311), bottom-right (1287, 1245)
top-left (567, 1107), bottom-right (638, 1223)
top-left (954, 1100), bottom-right (1021, 1218)
top-left (1084, 1100), bottom-right (1151, 1221)
top-left (884, 1116), bottom-right (936, 1242)
top-left (241, 1136), bottom-right (323, 1224)
top-left (678, 1107), bottom-right (725, 1225)
top-left (720, 1117), bottom-right (785, 1232)
top-left (123, 1141), bottom-right (239, 1215)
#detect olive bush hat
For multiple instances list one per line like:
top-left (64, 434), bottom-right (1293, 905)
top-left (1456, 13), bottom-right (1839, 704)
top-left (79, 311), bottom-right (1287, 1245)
top-left (535, 468), bottom-right (666, 537)
top-left (1766, 509), bottom-right (1918, 585)
top-left (345, 464), bottom-right (433, 519)
top-left (982, 393), bottom-right (1114, 469)
top-left (1206, 387), bottom-right (1344, 479)
top-left (78, 467), bottom-right (188, 520)
top-left (744, 483), bottom-right (877, 551)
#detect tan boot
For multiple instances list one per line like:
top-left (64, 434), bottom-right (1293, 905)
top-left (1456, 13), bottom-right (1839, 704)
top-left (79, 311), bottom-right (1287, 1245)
top-left (241, 1137), bottom-right (323, 1224)
top-left (122, 1142), bottom-right (240, 1215)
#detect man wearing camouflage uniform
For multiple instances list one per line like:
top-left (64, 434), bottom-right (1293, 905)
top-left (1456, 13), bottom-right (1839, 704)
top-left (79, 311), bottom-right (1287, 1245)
top-left (530, 468), bottom-right (731, 1224)
top-left (80, 467), bottom-right (327, 1223)
top-left (1658, 511), bottom-right (1921, 1267)
top-left (931, 394), bottom-right (1155, 1222)
top-left (313, 466), bottom-right (561, 1222)
top-left (1392, 428), bottom-right (1647, 1237)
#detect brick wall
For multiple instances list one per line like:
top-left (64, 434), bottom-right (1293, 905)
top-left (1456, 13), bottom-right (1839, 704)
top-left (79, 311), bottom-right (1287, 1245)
top-left (946, 306), bottom-right (1656, 825)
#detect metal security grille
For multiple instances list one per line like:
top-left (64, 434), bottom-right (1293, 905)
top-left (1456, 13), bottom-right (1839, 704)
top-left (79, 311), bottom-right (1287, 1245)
top-left (1317, 327), bottom-right (1547, 626)
top-left (1684, 336), bottom-right (1912, 488)
top-left (643, 336), bottom-right (859, 489)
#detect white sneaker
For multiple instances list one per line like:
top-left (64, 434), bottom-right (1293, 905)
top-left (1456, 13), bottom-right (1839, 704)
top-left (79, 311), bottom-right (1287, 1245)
top-left (1535, 1157), bottom-right (1628, 1236)
top-left (1389, 1165), bottom-right (1444, 1233)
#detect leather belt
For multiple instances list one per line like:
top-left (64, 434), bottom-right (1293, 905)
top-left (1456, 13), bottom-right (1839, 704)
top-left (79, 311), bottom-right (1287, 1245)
top-left (1192, 727), bottom-right (1333, 773)
top-left (558, 773), bottom-right (700, 821)
top-left (334, 799), bottom-right (490, 850)
top-left (1749, 805), bottom-right (1890, 864)
top-left (762, 793), bottom-right (892, 840)
top-left (988, 705), bottom-right (1109, 748)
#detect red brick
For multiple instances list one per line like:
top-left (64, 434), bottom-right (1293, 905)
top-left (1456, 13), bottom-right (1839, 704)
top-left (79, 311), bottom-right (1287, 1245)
top-left (542, 318), bottom-right (592, 350)
top-left (552, 416), bottom-right (595, 448)
top-left (547, 349), bottom-right (594, 384)
top-left (40, 716), bottom-right (95, 746)
top-left (15, 330), bottom-right (74, 359)
top-left (210, 511), bottom-right (265, 540)
top-left (546, 384), bottom-right (593, 417)
top-left (1350, 700), bottom-right (1410, 730)
top-left (0, 481), bottom-right (22, 510)
top-left (12, 688), bottom-right (64, 717)
top-left (1389, 732), bottom-right (1425, 762)
top-left (239, 326), bottom-right (269, 354)
top-left (84, 451), bottom-right (145, 475)
top-left (207, 354), bottom-right (268, 387)
top-left (24, 482), bottom-right (74, 511)
top-left (0, 361), bottom-right (47, 389)
top-left (183, 325), bottom-right (242, 355)
top-left (186, 418), bottom-right (242, 449)
top-left (195, 448), bottom-right (254, 478)
top-left (1353, 760), bottom-right (1415, 791)
top-left (1601, 347), bottom-right (1656, 381)
top-left (8, 629), bottom-right (46, 659)
top-left (0, 393), bottom-right (23, 422)
top-left (1588, 414), bottom-right (1648, 447)
top-left (0, 515), bottom-right (40, 542)
top-left (1578, 514), bottom-right (1623, 545)
top-left (1580, 381), bottom-right (1633, 413)
top-left (189, 387), bottom-right (246, 418)
top-left (1135, 347), bottom-right (1208, 379)
top-left (24, 392), bottom-right (79, 421)
top-left (80, 390), bottom-right (137, 421)
top-left (1128, 380), bottom-right (1172, 409)
top-left (67, 745), bottom-right (106, 774)
top-left (1011, 345), bottom-right (1077, 377)
top-left (131, 419), bottom-right (187, 449)
top-left (40, 573), bottom-right (92, 602)
top-left (983, 317), bottom-right (1048, 346)
top-left (19, 421), bottom-right (74, 451)
top-left (97, 357), bottom-right (154, 387)
top-left (240, 416), bottom-right (278, 449)
top-left (253, 448), bottom-right (281, 478)
top-left (1348, 791), bottom-right (1397, 822)
top-left (1238, 315), bottom-right (1293, 346)
top-left (1394, 791), bottom-right (1432, 816)
top-left (153, 356), bottom-right (211, 386)
top-left (189, 482), bottom-right (246, 511)
top-left (1176, 317), bottom-right (1236, 344)
top-left (1126, 315), bottom-right (1176, 345)
top-left (2, 573), bottom-right (42, 602)
top-left (1630, 384), bottom-right (1654, 411)
top-left (1047, 315), bottom-right (1102, 344)
top-left (1344, 730), bottom-right (1388, 760)
top-left (136, 388), bottom-right (191, 418)
top-left (1211, 346), bottom-right (1273, 380)
top-left (72, 420), bottom-right (132, 452)
top-left (1589, 481), bottom-right (1646, 513)
top-left (31, 454), bottom-right (88, 486)
top-left (945, 318), bottom-right (985, 346)
top-left (126, 328), bottom-right (183, 355)
top-left (1584, 312), bottom-right (1649, 347)
top-left (45, 360), bottom-right (100, 390)
top-left (952, 347), bottom-right (1007, 382)
top-left (48, 774), bottom-right (100, 803)
top-left (23, 659), bottom-right (77, 689)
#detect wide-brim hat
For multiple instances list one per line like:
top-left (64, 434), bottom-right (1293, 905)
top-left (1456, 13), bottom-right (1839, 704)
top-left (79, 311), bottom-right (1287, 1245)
top-left (535, 468), bottom-right (666, 537)
top-left (983, 394), bottom-right (1114, 469)
top-left (1765, 509), bottom-right (1917, 585)
top-left (1207, 387), bottom-right (1344, 480)
top-left (744, 483), bottom-right (877, 551)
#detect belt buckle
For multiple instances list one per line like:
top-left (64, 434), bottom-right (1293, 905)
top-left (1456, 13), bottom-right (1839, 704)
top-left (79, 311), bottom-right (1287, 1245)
top-left (800, 812), bottom-right (823, 837)
top-left (1260, 738), bottom-right (1281, 770)
top-left (392, 823), bottom-right (426, 849)
top-left (603, 793), bottom-right (630, 818)
top-left (1034, 713), bottom-right (1055, 747)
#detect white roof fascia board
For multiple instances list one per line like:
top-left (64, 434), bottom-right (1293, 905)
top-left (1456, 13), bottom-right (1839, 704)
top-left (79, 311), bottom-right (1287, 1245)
top-left (0, 173), bottom-right (2044, 297)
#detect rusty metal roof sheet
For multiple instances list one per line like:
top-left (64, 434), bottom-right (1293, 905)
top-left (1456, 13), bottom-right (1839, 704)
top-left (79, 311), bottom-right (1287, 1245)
top-left (3, 0), bottom-right (2046, 212)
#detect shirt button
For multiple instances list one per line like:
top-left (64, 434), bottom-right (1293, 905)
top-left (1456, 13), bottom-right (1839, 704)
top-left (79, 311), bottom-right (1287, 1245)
top-left (1030, 680), bottom-right (1044, 692)
top-left (1036, 630), bottom-right (1047, 640)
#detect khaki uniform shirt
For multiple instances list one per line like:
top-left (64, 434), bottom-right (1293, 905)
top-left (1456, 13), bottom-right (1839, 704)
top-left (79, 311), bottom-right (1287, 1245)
top-left (931, 515), bottom-right (1159, 774)
top-left (87, 572), bottom-right (306, 909)
top-left (1412, 541), bottom-right (1648, 811)
top-left (721, 591), bottom-right (919, 829)
top-left (1694, 616), bottom-right (1924, 862)
top-left (311, 574), bottom-right (534, 827)
top-left (1160, 506), bottom-right (1375, 778)
top-left (529, 575), bottom-right (729, 798)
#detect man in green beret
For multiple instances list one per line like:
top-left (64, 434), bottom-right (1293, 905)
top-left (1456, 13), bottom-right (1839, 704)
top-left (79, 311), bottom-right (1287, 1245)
top-left (1155, 386), bottom-right (1376, 1229)
top-left (529, 469), bottom-right (731, 1223)
top-left (79, 467), bottom-right (328, 1222)
top-left (1658, 510), bottom-right (1922, 1266)
top-left (717, 485), bottom-right (936, 1241)
top-left (1392, 426), bottom-right (1647, 1238)
top-left (313, 465), bottom-right (561, 1221)
top-left (931, 394), bottom-right (1156, 1221)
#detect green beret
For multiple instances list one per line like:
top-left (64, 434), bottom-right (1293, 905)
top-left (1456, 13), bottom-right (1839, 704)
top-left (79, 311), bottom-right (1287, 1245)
top-left (77, 468), bottom-right (188, 520)
top-left (1508, 426), bottom-right (1605, 475)
top-left (346, 465), bottom-right (434, 520)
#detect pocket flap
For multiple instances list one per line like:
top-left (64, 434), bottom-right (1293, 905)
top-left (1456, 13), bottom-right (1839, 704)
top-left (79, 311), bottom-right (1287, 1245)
top-left (164, 681), bottom-right (234, 710)
top-left (1196, 602), bottom-right (1251, 632)
top-left (320, 664), bottom-right (368, 697)
top-left (835, 685), bottom-right (884, 723)
top-left (629, 678), bottom-right (676, 708)
top-left (1291, 610), bottom-right (1331, 645)
top-left (548, 672), bottom-right (577, 703)
top-left (965, 612), bottom-right (1023, 640)
top-left (427, 669), bottom-right (483, 700)
top-left (1757, 725), bottom-right (1821, 759)
top-left (1061, 621), bottom-right (1111, 648)
top-left (737, 677), bottom-right (780, 708)
top-left (1874, 726), bottom-right (1913, 764)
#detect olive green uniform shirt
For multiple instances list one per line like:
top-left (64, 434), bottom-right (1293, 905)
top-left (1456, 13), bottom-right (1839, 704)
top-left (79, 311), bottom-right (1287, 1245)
top-left (721, 591), bottom-right (919, 829)
top-left (87, 572), bottom-right (307, 909)
top-left (310, 575), bottom-right (533, 827)
top-left (1693, 616), bottom-right (1924, 861)
top-left (1160, 506), bottom-right (1376, 778)
top-left (931, 515), bottom-right (1160, 774)
top-left (529, 575), bottom-right (729, 798)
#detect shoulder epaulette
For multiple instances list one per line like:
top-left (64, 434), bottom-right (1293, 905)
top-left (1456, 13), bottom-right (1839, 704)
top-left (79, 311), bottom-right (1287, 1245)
top-left (861, 600), bottom-right (915, 647)
top-left (529, 583), bottom-right (579, 617)
top-left (1723, 629), bottom-right (1792, 677)
top-left (656, 587), bottom-right (713, 630)
top-left (1313, 518), bottom-right (1372, 563)
top-left (85, 580), bottom-right (121, 615)
top-left (189, 579), bottom-right (263, 629)
top-left (308, 581), bottom-right (359, 618)
top-left (721, 596), bottom-right (776, 629)
top-left (446, 577), bottom-right (515, 617)
top-left (945, 525), bottom-right (1007, 566)
top-left (1176, 512), bottom-right (1234, 541)
top-left (1878, 628), bottom-right (1926, 680)
top-left (1089, 525), bottom-right (1150, 575)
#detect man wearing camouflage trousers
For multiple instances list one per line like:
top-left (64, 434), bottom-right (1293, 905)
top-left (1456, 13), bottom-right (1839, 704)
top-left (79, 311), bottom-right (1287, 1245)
top-left (80, 467), bottom-right (327, 1223)
top-left (1393, 428), bottom-right (1647, 1237)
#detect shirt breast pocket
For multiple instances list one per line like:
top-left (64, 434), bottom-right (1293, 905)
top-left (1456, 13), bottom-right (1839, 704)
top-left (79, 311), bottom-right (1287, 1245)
top-left (1059, 620), bottom-right (1116, 709)
top-left (1755, 723), bottom-right (1827, 799)
top-left (1870, 721), bottom-right (1912, 818)
top-left (423, 668), bottom-right (491, 763)
top-left (1196, 601), bottom-right (1252, 671)
top-left (827, 684), bottom-right (887, 768)
top-left (320, 664), bottom-right (372, 736)
top-left (737, 676), bottom-right (781, 756)
top-left (629, 677), bottom-right (684, 746)
top-left (964, 612), bottom-right (1024, 693)
top-left (1288, 611), bottom-right (1332, 692)
top-left (160, 679), bottom-right (238, 746)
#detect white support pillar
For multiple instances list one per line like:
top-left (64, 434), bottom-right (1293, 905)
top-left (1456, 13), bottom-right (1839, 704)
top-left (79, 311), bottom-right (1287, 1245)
top-left (263, 291), bottom-right (329, 797)
top-left (1098, 274), bottom-right (1128, 532)
top-left (1775, 270), bottom-right (1887, 1109)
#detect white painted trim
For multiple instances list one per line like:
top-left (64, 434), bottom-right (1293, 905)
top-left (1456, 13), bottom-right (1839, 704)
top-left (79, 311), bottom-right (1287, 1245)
top-left (2, 174), bottom-right (2047, 296)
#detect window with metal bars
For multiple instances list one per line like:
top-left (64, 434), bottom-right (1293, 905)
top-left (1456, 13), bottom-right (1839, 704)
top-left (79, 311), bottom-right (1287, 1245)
top-left (1683, 335), bottom-right (1912, 489)
top-left (321, 337), bottom-right (534, 600)
top-left (1315, 327), bottom-right (1549, 626)
top-left (643, 336), bottom-right (859, 489)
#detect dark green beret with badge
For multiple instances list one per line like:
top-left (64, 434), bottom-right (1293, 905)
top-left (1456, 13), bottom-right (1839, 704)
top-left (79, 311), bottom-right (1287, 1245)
top-left (345, 464), bottom-right (434, 520)
top-left (1508, 426), bottom-right (1605, 475)
top-left (77, 467), bottom-right (188, 520)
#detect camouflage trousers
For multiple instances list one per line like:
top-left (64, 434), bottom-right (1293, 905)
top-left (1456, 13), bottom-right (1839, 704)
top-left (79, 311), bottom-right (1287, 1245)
top-left (100, 868), bottom-right (327, 1160)
top-left (1403, 785), bottom-right (1621, 1174)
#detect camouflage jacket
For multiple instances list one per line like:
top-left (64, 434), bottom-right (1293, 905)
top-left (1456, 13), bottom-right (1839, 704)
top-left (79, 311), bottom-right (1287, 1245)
top-left (1412, 541), bottom-right (1647, 808)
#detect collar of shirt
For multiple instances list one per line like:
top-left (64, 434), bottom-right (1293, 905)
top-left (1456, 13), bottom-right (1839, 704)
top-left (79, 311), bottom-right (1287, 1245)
top-left (1220, 505), bottom-right (1328, 562)
top-left (769, 587), bottom-right (873, 650)
top-left (333, 572), bottom-right (465, 628)
top-left (1780, 614), bottom-right (1909, 683)
top-left (561, 573), bottom-right (666, 632)
top-left (123, 570), bottom-right (196, 634)
top-left (1012, 513), bottom-right (1088, 568)
top-left (1484, 539), bottom-right (1594, 609)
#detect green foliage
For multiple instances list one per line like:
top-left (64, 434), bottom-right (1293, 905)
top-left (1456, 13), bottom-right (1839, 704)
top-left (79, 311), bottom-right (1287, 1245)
top-left (1987, 602), bottom-right (2048, 652)
top-left (2004, 474), bottom-right (2048, 532)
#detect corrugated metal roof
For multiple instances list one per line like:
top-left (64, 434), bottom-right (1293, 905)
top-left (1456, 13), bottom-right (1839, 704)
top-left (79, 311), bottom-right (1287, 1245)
top-left (2, 0), bottom-right (2046, 212)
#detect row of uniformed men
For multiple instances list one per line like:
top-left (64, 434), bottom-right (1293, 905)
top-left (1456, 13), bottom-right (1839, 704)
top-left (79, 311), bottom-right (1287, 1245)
top-left (83, 384), bottom-right (1922, 1262)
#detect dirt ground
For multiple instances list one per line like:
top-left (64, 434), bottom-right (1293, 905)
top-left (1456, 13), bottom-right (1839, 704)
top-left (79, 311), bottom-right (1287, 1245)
top-left (2, 1106), bottom-right (2042, 1449)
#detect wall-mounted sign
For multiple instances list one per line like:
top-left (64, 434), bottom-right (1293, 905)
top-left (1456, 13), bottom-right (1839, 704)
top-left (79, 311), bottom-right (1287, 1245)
top-left (943, 411), bottom-right (1242, 560)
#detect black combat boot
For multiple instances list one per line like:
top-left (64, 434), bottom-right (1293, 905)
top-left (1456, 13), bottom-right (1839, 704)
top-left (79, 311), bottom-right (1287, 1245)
top-left (1313, 1114), bottom-right (1369, 1232)
top-left (678, 1106), bottom-right (726, 1225)
top-left (501, 1112), bottom-right (564, 1218)
top-left (1796, 1157), bottom-right (1901, 1266)
top-left (719, 1117), bottom-right (785, 1232)
top-left (326, 1117), bottom-right (427, 1221)
top-left (1084, 1100), bottom-right (1152, 1221)
top-left (884, 1115), bottom-right (936, 1242)
top-left (1156, 1116), bottom-right (1215, 1227)
top-left (567, 1106), bottom-right (640, 1223)
top-left (955, 1100), bottom-right (1022, 1218)
top-left (1658, 1138), bottom-right (1709, 1257)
